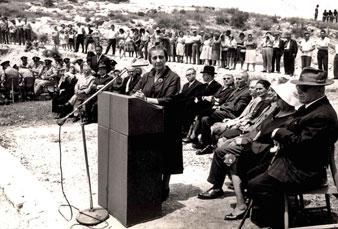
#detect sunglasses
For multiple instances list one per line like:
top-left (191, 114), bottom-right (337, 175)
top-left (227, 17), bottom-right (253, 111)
top-left (223, 77), bottom-right (232, 80)
top-left (297, 85), bottom-right (312, 92)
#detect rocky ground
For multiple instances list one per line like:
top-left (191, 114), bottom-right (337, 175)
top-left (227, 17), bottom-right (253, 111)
top-left (1, 53), bottom-right (338, 228)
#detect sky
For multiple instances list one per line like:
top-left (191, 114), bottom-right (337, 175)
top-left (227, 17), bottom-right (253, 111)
top-left (130, 0), bottom-right (337, 19)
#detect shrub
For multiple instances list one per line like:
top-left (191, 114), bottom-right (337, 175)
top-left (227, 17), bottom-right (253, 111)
top-left (230, 10), bottom-right (249, 29)
top-left (155, 13), bottom-right (188, 30)
top-left (215, 15), bottom-right (229, 25)
top-left (43, 0), bottom-right (54, 7)
top-left (179, 9), bottom-right (186, 14)
top-left (137, 11), bottom-right (145, 17)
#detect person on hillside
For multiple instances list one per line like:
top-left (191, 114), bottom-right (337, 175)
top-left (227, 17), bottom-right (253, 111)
top-left (200, 33), bottom-right (213, 66)
top-left (272, 31), bottom-right (284, 73)
top-left (133, 45), bottom-right (182, 202)
top-left (261, 32), bottom-right (274, 73)
top-left (8, 19), bottom-right (17, 44)
top-left (211, 33), bottom-right (221, 67)
top-left (322, 9), bottom-right (328, 22)
top-left (283, 32), bottom-right (298, 76)
top-left (139, 28), bottom-right (150, 60)
top-left (124, 30), bottom-right (135, 57)
top-left (84, 24), bottom-right (95, 54)
top-left (66, 24), bottom-right (75, 51)
top-left (75, 22), bottom-right (86, 53)
top-left (51, 26), bottom-right (60, 49)
top-left (221, 32), bottom-right (230, 68)
top-left (176, 31), bottom-right (185, 63)
top-left (334, 9), bottom-right (338, 23)
top-left (316, 29), bottom-right (330, 72)
top-left (191, 30), bottom-right (202, 65)
top-left (314, 5), bottom-right (319, 21)
top-left (105, 24), bottom-right (118, 56)
top-left (167, 31), bottom-right (176, 62)
top-left (117, 28), bottom-right (126, 58)
top-left (227, 35), bottom-right (237, 70)
top-left (236, 32), bottom-right (246, 70)
top-left (184, 31), bottom-right (193, 64)
top-left (15, 17), bottom-right (25, 45)
top-left (23, 18), bottom-right (32, 43)
top-left (299, 30), bottom-right (316, 69)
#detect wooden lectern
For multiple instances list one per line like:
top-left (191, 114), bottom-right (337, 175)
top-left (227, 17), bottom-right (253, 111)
top-left (97, 92), bottom-right (164, 227)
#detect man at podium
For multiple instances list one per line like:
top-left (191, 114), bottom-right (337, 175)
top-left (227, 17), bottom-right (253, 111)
top-left (133, 45), bottom-right (183, 201)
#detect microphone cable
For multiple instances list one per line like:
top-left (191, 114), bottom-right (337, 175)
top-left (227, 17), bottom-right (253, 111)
top-left (58, 125), bottom-right (76, 221)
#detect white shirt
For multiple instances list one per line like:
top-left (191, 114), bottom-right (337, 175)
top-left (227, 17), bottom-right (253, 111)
top-left (107, 30), bottom-right (117, 39)
top-left (300, 38), bottom-right (315, 56)
top-left (317, 37), bottom-right (330, 49)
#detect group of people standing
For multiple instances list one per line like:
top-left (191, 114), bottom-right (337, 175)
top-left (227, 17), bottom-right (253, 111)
top-left (0, 16), bottom-right (32, 45)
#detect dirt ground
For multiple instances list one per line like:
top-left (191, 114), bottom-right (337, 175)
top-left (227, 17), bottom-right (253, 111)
top-left (0, 91), bottom-right (338, 229)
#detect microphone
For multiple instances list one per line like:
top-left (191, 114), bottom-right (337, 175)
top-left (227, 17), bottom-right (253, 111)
top-left (131, 58), bottom-right (149, 67)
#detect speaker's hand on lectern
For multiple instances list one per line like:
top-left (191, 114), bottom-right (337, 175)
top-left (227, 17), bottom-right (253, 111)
top-left (133, 90), bottom-right (146, 100)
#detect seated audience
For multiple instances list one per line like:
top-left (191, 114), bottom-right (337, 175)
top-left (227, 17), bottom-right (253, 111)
top-left (248, 67), bottom-right (338, 228)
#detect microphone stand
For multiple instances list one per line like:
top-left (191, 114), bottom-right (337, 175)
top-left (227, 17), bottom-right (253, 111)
top-left (57, 68), bottom-right (127, 226)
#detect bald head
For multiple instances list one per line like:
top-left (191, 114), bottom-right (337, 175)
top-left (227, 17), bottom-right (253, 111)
top-left (234, 71), bottom-right (249, 88)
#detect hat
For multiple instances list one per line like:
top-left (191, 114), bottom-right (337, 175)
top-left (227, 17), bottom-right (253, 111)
top-left (32, 56), bottom-right (40, 61)
top-left (63, 58), bottom-right (70, 62)
top-left (75, 58), bottom-right (84, 63)
top-left (291, 67), bottom-right (334, 86)
top-left (44, 58), bottom-right (52, 63)
top-left (21, 56), bottom-right (28, 60)
top-left (271, 81), bottom-right (301, 107)
top-left (98, 62), bottom-right (107, 69)
top-left (200, 65), bottom-right (217, 75)
top-left (1, 60), bottom-right (10, 67)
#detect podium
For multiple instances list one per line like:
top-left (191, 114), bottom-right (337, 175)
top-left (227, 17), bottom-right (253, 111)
top-left (97, 92), bottom-right (164, 227)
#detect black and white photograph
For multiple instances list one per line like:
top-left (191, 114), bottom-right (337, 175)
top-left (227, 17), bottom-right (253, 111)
top-left (0, 0), bottom-right (338, 228)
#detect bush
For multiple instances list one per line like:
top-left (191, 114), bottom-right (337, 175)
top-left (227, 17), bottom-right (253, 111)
top-left (43, 0), bottom-right (54, 7)
top-left (255, 18), bottom-right (273, 31)
top-left (155, 13), bottom-right (188, 30)
top-left (179, 9), bottom-right (186, 14)
top-left (230, 10), bottom-right (249, 29)
top-left (215, 15), bottom-right (229, 25)
top-left (137, 11), bottom-right (145, 17)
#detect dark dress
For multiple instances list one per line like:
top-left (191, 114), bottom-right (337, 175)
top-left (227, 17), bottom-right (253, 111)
top-left (133, 66), bottom-right (182, 174)
top-left (52, 76), bottom-right (77, 117)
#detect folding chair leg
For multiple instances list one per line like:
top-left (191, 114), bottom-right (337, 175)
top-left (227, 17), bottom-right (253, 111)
top-left (299, 194), bottom-right (304, 209)
top-left (237, 199), bottom-right (253, 229)
top-left (284, 193), bottom-right (289, 229)
top-left (325, 194), bottom-right (331, 215)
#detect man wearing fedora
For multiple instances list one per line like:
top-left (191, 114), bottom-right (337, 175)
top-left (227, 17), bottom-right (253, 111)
top-left (247, 67), bottom-right (338, 228)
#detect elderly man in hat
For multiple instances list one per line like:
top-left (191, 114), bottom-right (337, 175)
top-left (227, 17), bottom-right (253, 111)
top-left (299, 30), bottom-right (315, 69)
top-left (247, 67), bottom-right (338, 228)
top-left (193, 70), bottom-right (251, 151)
top-left (283, 31), bottom-right (298, 76)
top-left (34, 58), bottom-right (57, 96)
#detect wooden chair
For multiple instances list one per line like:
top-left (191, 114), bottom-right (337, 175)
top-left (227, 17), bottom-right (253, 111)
top-left (284, 146), bottom-right (338, 229)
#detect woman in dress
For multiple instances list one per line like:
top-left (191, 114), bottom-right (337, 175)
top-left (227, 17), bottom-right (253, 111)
top-left (244, 33), bottom-right (257, 72)
top-left (51, 26), bottom-right (60, 49)
top-left (133, 45), bottom-right (182, 202)
top-left (211, 33), bottom-right (221, 67)
top-left (176, 31), bottom-right (185, 63)
top-left (200, 33), bottom-right (213, 65)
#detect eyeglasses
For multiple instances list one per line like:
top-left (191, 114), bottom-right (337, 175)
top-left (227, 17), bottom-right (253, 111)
top-left (186, 73), bottom-right (195, 76)
top-left (223, 77), bottom-right (232, 80)
top-left (297, 85), bottom-right (311, 92)
top-left (151, 55), bottom-right (165, 61)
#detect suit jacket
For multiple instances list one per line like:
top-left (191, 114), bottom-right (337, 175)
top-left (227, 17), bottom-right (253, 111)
top-left (269, 96), bottom-right (338, 185)
top-left (219, 85), bottom-right (252, 119)
top-left (194, 80), bottom-right (222, 115)
top-left (119, 74), bottom-right (141, 95)
top-left (88, 54), bottom-right (112, 73)
top-left (133, 66), bottom-right (180, 104)
top-left (284, 39), bottom-right (298, 56)
top-left (199, 80), bottom-right (222, 97)
top-left (181, 80), bottom-right (204, 98)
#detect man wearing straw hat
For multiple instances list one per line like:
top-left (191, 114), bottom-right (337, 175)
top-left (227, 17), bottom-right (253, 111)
top-left (248, 67), bottom-right (338, 228)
